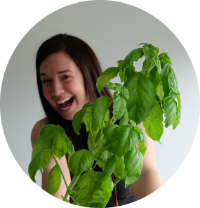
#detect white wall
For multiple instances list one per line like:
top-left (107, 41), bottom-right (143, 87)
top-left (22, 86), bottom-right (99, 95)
top-left (0, 0), bottom-right (199, 207)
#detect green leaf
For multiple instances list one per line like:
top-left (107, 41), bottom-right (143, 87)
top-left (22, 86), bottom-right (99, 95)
top-left (96, 67), bottom-right (119, 93)
top-left (73, 170), bottom-right (99, 206)
top-left (96, 155), bottom-right (116, 181)
top-left (161, 63), bottom-right (171, 97)
top-left (28, 151), bottom-right (51, 182)
top-left (173, 93), bottom-right (181, 129)
top-left (119, 68), bottom-right (127, 82)
top-left (163, 96), bottom-right (177, 128)
top-left (133, 126), bottom-right (147, 155)
top-left (84, 107), bottom-right (92, 132)
top-left (128, 119), bottom-right (136, 127)
top-left (123, 72), bottom-right (156, 124)
top-left (31, 136), bottom-right (52, 172)
top-left (159, 52), bottom-right (172, 67)
top-left (153, 55), bottom-right (161, 73)
top-left (112, 92), bottom-right (127, 122)
top-left (123, 147), bottom-right (143, 188)
top-left (52, 132), bottom-right (68, 159)
top-left (105, 125), bottom-right (139, 157)
top-left (142, 44), bottom-right (159, 61)
top-left (143, 101), bottom-right (164, 141)
top-left (150, 67), bottom-right (164, 100)
top-left (113, 156), bottom-right (124, 178)
top-left (168, 67), bottom-right (179, 94)
top-left (88, 177), bottom-right (112, 204)
top-left (72, 102), bottom-right (93, 135)
top-left (119, 109), bottom-right (129, 126)
top-left (125, 65), bottom-right (135, 77)
top-left (107, 82), bottom-right (129, 100)
top-left (96, 150), bottom-right (112, 170)
top-left (92, 96), bottom-right (111, 131)
top-left (40, 124), bottom-right (63, 141)
top-left (68, 149), bottom-right (94, 176)
top-left (123, 48), bottom-right (144, 67)
top-left (31, 136), bottom-right (52, 160)
top-left (46, 165), bottom-right (61, 195)
top-left (142, 59), bottom-right (155, 77)
top-left (67, 139), bottom-right (75, 162)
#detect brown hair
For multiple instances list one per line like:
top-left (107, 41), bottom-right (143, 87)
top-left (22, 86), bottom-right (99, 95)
top-left (36, 34), bottom-right (118, 206)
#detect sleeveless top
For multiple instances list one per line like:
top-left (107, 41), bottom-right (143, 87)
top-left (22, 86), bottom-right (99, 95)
top-left (78, 123), bottom-right (137, 207)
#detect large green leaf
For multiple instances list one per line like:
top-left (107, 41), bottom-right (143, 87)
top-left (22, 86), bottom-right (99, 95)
top-left (113, 156), bottom-right (124, 178)
top-left (92, 96), bottom-right (111, 131)
top-left (31, 136), bottom-right (52, 160)
top-left (68, 149), bottom-right (94, 176)
top-left (88, 177), bottom-right (112, 204)
top-left (123, 72), bottom-right (156, 124)
top-left (72, 102), bottom-right (93, 135)
top-left (163, 96), bottom-right (177, 128)
top-left (29, 153), bottom-right (42, 182)
top-left (112, 92), bottom-right (127, 122)
top-left (40, 124), bottom-right (63, 141)
top-left (123, 147), bottom-right (143, 188)
top-left (141, 44), bottom-right (159, 61)
top-left (96, 67), bottom-right (119, 93)
top-left (73, 170), bottom-right (99, 206)
top-left (105, 125), bottom-right (139, 157)
top-left (143, 101), bottom-right (164, 141)
top-left (46, 165), bottom-right (61, 195)
top-left (31, 136), bottom-right (52, 172)
top-left (52, 132), bottom-right (68, 159)
top-left (84, 107), bottom-right (92, 132)
top-left (123, 48), bottom-right (144, 67)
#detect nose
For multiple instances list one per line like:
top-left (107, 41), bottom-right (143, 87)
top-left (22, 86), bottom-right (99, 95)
top-left (51, 80), bottom-right (65, 97)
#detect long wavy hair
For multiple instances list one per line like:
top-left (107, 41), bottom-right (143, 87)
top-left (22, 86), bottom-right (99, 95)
top-left (35, 34), bottom-right (118, 206)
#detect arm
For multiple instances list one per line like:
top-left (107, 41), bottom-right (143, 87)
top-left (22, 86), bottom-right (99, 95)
top-left (130, 122), bottom-right (163, 200)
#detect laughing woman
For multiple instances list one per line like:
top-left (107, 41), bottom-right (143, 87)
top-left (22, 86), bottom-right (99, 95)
top-left (31, 34), bottom-right (163, 207)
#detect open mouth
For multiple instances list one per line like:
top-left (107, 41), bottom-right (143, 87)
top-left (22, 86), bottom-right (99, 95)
top-left (59, 97), bottom-right (74, 110)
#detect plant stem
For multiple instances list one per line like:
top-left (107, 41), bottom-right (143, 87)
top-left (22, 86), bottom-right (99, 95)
top-left (64, 174), bottom-right (82, 200)
top-left (52, 153), bottom-right (68, 189)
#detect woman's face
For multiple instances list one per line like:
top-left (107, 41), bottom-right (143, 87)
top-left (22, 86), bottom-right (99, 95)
top-left (40, 52), bottom-right (89, 120)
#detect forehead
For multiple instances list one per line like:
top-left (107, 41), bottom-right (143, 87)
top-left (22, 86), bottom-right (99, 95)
top-left (40, 52), bottom-right (78, 74)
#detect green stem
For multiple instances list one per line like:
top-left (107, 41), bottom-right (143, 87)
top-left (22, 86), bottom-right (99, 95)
top-left (52, 153), bottom-right (68, 189)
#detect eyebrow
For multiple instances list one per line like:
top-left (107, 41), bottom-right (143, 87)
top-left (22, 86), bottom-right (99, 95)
top-left (40, 70), bottom-right (72, 77)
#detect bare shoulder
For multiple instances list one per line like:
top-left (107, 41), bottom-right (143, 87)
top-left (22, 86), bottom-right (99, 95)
top-left (31, 117), bottom-right (49, 147)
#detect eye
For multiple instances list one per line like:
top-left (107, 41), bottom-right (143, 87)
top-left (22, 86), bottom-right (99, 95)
top-left (62, 75), bottom-right (69, 79)
top-left (42, 79), bottom-right (51, 84)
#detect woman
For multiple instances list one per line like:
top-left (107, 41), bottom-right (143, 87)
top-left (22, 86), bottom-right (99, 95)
top-left (31, 34), bottom-right (163, 206)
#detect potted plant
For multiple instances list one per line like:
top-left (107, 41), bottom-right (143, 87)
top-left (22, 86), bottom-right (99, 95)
top-left (28, 43), bottom-right (181, 207)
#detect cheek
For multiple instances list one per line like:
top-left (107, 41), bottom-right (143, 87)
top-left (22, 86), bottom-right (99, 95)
top-left (42, 87), bottom-right (51, 101)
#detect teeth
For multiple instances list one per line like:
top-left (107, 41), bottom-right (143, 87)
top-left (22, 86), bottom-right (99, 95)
top-left (61, 106), bottom-right (70, 110)
top-left (57, 97), bottom-right (72, 104)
